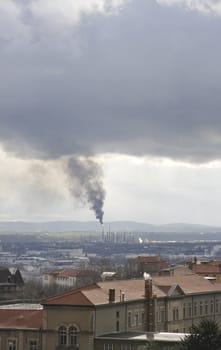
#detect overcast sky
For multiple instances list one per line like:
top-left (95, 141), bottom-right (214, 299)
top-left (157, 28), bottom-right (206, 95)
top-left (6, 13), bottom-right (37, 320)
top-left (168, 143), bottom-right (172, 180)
top-left (1, 0), bottom-right (221, 225)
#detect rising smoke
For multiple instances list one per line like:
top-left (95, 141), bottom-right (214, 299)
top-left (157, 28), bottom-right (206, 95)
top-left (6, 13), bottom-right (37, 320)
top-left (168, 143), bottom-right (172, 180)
top-left (67, 156), bottom-right (105, 224)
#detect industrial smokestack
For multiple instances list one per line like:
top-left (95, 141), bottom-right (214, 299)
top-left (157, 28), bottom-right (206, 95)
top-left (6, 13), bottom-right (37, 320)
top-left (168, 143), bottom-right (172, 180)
top-left (67, 156), bottom-right (105, 224)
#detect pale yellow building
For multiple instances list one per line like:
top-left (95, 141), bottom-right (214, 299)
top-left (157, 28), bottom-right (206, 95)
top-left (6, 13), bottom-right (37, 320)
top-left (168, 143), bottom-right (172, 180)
top-left (1, 274), bottom-right (221, 349)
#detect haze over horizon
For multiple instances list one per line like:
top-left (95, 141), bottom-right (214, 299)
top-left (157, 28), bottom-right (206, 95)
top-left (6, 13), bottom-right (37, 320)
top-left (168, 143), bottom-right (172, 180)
top-left (1, 0), bottom-right (221, 225)
top-left (0, 220), bottom-right (221, 235)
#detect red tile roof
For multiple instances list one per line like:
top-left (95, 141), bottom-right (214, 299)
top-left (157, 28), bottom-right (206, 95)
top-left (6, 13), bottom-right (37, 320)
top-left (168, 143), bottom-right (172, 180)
top-left (0, 310), bottom-right (42, 329)
top-left (192, 264), bottom-right (221, 274)
top-left (128, 256), bottom-right (161, 263)
top-left (41, 284), bottom-right (97, 306)
top-left (153, 274), bottom-right (221, 294)
top-left (42, 274), bottom-right (221, 307)
top-left (159, 261), bottom-right (171, 270)
top-left (44, 269), bottom-right (97, 278)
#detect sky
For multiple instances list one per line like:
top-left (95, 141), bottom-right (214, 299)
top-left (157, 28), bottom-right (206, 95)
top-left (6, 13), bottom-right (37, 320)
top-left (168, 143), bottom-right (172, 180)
top-left (1, 0), bottom-right (221, 225)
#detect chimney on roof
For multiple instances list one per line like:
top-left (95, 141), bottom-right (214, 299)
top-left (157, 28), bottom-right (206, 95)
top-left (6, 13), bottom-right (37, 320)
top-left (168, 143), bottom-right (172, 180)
top-left (109, 288), bottom-right (115, 303)
top-left (120, 290), bottom-right (125, 302)
top-left (144, 273), bottom-right (152, 299)
top-left (144, 273), bottom-right (154, 332)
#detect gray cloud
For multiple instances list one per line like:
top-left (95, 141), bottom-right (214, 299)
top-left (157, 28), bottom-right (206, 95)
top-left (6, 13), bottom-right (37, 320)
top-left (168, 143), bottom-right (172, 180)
top-left (157, 0), bottom-right (221, 15)
top-left (1, 0), bottom-right (221, 162)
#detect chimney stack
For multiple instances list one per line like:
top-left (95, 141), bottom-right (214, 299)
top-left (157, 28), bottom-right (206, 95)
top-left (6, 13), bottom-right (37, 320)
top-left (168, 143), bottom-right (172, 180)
top-left (109, 288), bottom-right (115, 303)
top-left (144, 273), bottom-right (152, 299)
top-left (144, 273), bottom-right (154, 332)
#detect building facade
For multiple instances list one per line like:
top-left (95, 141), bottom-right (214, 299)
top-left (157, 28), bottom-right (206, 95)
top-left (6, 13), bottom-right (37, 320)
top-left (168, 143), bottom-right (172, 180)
top-left (127, 256), bottom-right (171, 278)
top-left (42, 269), bottom-right (100, 289)
top-left (0, 305), bottom-right (42, 350)
top-left (0, 267), bottom-right (24, 300)
top-left (0, 274), bottom-right (221, 349)
top-left (189, 260), bottom-right (221, 283)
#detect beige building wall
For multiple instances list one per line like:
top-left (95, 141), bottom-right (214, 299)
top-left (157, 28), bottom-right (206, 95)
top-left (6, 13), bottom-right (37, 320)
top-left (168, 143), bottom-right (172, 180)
top-left (95, 302), bottom-right (146, 337)
top-left (155, 292), bottom-right (221, 333)
top-left (55, 275), bottom-right (77, 288)
top-left (2, 278), bottom-right (221, 350)
top-left (155, 298), bottom-right (167, 332)
top-left (95, 339), bottom-right (146, 350)
top-left (95, 304), bottom-right (126, 337)
top-left (126, 302), bottom-right (146, 332)
top-left (0, 329), bottom-right (41, 350)
top-left (42, 306), bottom-right (95, 350)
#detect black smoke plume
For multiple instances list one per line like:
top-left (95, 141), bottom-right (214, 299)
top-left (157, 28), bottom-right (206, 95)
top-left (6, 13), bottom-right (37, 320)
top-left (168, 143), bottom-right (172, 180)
top-left (67, 156), bottom-right (105, 224)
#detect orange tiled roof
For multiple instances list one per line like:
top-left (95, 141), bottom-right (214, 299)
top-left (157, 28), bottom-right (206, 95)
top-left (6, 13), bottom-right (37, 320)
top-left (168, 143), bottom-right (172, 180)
top-left (41, 284), bottom-right (98, 306)
top-left (0, 309), bottom-right (42, 329)
top-left (42, 274), bottom-right (221, 307)
top-left (44, 269), bottom-right (97, 278)
top-left (159, 261), bottom-right (171, 270)
top-left (192, 264), bottom-right (221, 274)
top-left (128, 256), bottom-right (161, 263)
top-left (153, 274), bottom-right (221, 294)
top-left (210, 261), bottom-right (221, 266)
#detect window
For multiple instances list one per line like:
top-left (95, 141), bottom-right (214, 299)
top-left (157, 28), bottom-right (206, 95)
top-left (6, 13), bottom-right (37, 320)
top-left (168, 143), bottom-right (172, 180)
top-left (141, 311), bottom-right (145, 324)
top-left (193, 302), bottom-right (197, 316)
top-left (216, 299), bottom-right (219, 313)
top-left (160, 308), bottom-right (165, 322)
top-left (69, 326), bottom-right (78, 346)
top-left (134, 312), bottom-right (139, 326)
top-left (173, 308), bottom-right (175, 320)
top-left (156, 310), bottom-right (159, 322)
top-left (128, 312), bottom-right (132, 328)
top-left (116, 311), bottom-right (120, 318)
top-left (58, 325), bottom-right (67, 345)
top-left (29, 340), bottom-right (38, 350)
top-left (104, 344), bottom-right (113, 350)
top-left (173, 307), bottom-right (179, 321)
top-left (116, 320), bottom-right (120, 332)
top-left (205, 301), bottom-right (208, 315)
top-left (120, 345), bottom-right (133, 350)
top-left (176, 308), bottom-right (179, 320)
top-left (200, 301), bottom-right (203, 315)
top-left (183, 303), bottom-right (186, 319)
top-left (210, 300), bottom-right (214, 314)
top-left (90, 314), bottom-right (94, 331)
top-left (188, 303), bottom-right (192, 317)
top-left (8, 339), bottom-right (16, 350)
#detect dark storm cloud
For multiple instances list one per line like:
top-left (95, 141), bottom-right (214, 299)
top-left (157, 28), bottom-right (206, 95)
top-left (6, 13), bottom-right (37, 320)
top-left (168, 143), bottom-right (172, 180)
top-left (1, 0), bottom-right (221, 162)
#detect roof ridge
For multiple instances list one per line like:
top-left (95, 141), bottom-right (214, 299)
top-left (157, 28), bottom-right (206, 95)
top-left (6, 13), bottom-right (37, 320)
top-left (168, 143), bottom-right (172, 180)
top-left (41, 283), bottom-right (100, 304)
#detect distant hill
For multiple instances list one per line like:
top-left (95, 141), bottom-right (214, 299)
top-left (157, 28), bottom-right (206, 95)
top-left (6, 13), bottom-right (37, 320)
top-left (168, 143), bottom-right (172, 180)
top-left (0, 220), bottom-right (220, 233)
top-left (154, 222), bottom-right (220, 233)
